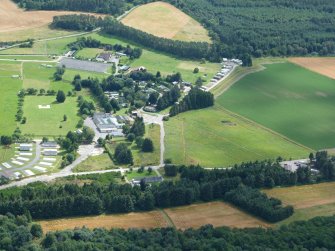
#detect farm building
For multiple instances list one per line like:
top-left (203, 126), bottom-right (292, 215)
top-left (43, 149), bottom-right (58, 156)
top-left (19, 144), bottom-right (32, 151)
top-left (93, 113), bottom-right (124, 134)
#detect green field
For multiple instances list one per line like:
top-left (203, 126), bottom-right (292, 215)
top-left (76, 48), bottom-right (105, 59)
top-left (0, 145), bottom-right (15, 164)
top-left (73, 153), bottom-right (114, 172)
top-left (20, 96), bottom-right (80, 136)
top-left (90, 33), bottom-right (220, 84)
top-left (219, 62), bottom-right (335, 150)
top-left (0, 61), bottom-right (22, 135)
top-left (164, 105), bottom-right (309, 167)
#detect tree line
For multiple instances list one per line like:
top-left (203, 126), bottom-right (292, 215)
top-left (51, 14), bottom-right (103, 31)
top-left (169, 88), bottom-right (214, 116)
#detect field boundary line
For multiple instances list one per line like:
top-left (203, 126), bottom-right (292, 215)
top-left (215, 104), bottom-right (314, 152)
top-left (159, 209), bottom-right (176, 228)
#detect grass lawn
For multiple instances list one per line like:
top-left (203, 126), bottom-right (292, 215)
top-left (264, 182), bottom-right (335, 225)
top-left (164, 105), bottom-right (310, 167)
top-left (0, 61), bottom-right (22, 134)
top-left (73, 153), bottom-right (115, 172)
top-left (0, 145), bottom-right (15, 163)
top-left (90, 33), bottom-right (220, 84)
top-left (0, 55), bottom-right (52, 61)
top-left (121, 2), bottom-right (211, 42)
top-left (125, 170), bottom-right (157, 180)
top-left (20, 96), bottom-right (80, 136)
top-left (219, 62), bottom-right (335, 150)
top-left (76, 48), bottom-right (105, 59)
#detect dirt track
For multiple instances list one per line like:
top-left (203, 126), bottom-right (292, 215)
top-left (0, 0), bottom-right (101, 34)
top-left (289, 57), bottom-right (335, 80)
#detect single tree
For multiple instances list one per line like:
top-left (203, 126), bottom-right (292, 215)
top-left (56, 90), bottom-right (66, 103)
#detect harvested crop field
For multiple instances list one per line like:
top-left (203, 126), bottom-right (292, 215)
top-left (38, 211), bottom-right (169, 232)
top-left (0, 0), bottom-right (102, 38)
top-left (38, 202), bottom-right (269, 232)
top-left (289, 57), bottom-right (335, 80)
top-left (165, 202), bottom-right (269, 229)
top-left (264, 182), bottom-right (335, 225)
top-left (122, 1), bottom-right (211, 42)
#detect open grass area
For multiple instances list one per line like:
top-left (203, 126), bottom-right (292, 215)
top-left (76, 48), bottom-right (105, 59)
top-left (73, 153), bottom-right (115, 172)
top-left (125, 170), bottom-right (157, 180)
top-left (219, 62), bottom-right (335, 150)
top-left (0, 61), bottom-right (22, 135)
top-left (90, 33), bottom-right (220, 84)
top-left (122, 1), bottom-right (211, 42)
top-left (0, 55), bottom-right (52, 61)
top-left (0, 146), bottom-right (15, 164)
top-left (164, 105), bottom-right (309, 167)
top-left (264, 182), bottom-right (335, 225)
top-left (38, 211), bottom-right (169, 232)
top-left (165, 201), bottom-right (269, 229)
top-left (20, 96), bottom-right (80, 136)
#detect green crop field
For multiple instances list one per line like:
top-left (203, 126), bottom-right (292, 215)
top-left (164, 105), bottom-right (309, 167)
top-left (20, 96), bottom-right (80, 136)
top-left (0, 61), bottom-right (22, 135)
top-left (219, 62), bottom-right (335, 150)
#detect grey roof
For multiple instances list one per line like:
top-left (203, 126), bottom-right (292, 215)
top-left (59, 58), bottom-right (109, 73)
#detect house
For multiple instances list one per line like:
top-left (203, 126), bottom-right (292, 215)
top-left (43, 149), bottom-right (58, 156)
top-left (20, 144), bottom-right (32, 151)
top-left (104, 91), bottom-right (119, 100)
top-left (41, 141), bottom-right (58, 148)
top-left (144, 106), bottom-right (157, 113)
top-left (130, 66), bottom-right (146, 73)
top-left (96, 52), bottom-right (113, 63)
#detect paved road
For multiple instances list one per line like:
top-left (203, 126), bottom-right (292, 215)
top-left (141, 112), bottom-right (165, 166)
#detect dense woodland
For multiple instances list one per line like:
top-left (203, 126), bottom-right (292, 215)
top-left (2, 213), bottom-right (335, 250)
top-left (167, 0), bottom-right (335, 57)
top-left (169, 88), bottom-right (214, 116)
top-left (46, 0), bottom-right (335, 59)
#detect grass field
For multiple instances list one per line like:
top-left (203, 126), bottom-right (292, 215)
top-left (0, 61), bottom-right (22, 135)
top-left (164, 105), bottom-right (309, 167)
top-left (90, 33), bottom-right (219, 84)
top-left (122, 2), bottom-right (211, 43)
top-left (219, 62), bottom-right (335, 150)
top-left (73, 153), bottom-right (115, 172)
top-left (76, 48), bottom-right (105, 59)
top-left (264, 182), bottom-right (335, 225)
top-left (0, 146), bottom-right (15, 164)
top-left (289, 57), bottom-right (335, 80)
top-left (20, 96), bottom-right (80, 136)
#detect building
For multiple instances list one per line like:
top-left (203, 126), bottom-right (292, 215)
top-left (131, 176), bottom-right (163, 186)
top-left (41, 141), bottom-right (58, 148)
top-left (19, 144), bottom-right (32, 151)
top-left (104, 91), bottom-right (119, 100)
top-left (116, 52), bottom-right (127, 57)
top-left (96, 52), bottom-right (114, 63)
top-left (119, 65), bottom-right (130, 71)
top-left (143, 106), bottom-right (157, 113)
top-left (93, 113), bottom-right (125, 134)
top-left (43, 149), bottom-right (58, 156)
